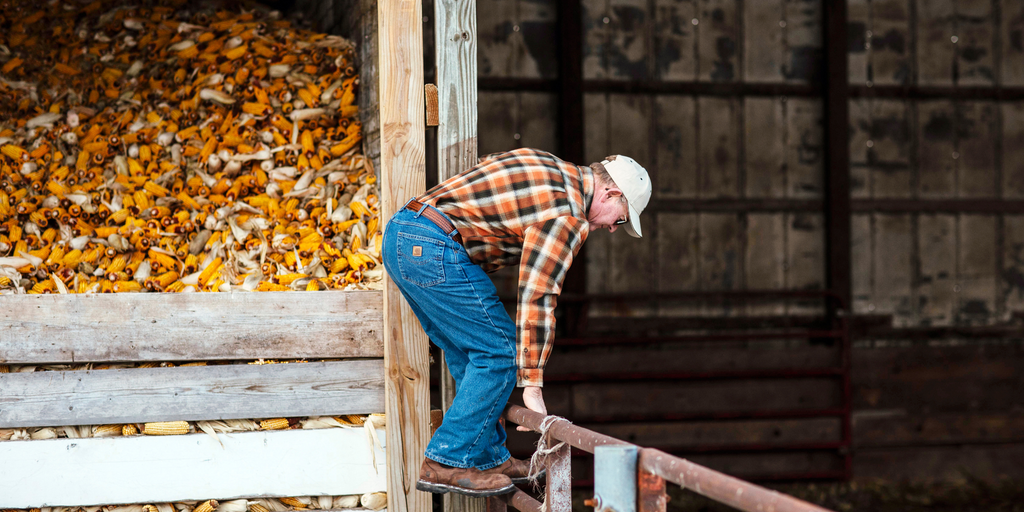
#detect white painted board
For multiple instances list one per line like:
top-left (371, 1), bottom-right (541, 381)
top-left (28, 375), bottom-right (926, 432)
top-left (0, 428), bottom-right (387, 508)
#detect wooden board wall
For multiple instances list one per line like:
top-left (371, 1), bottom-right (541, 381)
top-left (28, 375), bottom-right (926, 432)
top-left (475, 0), bottom-right (1024, 484)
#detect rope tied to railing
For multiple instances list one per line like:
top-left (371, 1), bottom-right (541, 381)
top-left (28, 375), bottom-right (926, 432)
top-left (528, 414), bottom-right (567, 488)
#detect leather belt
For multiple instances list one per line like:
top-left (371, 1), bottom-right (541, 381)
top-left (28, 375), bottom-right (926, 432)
top-left (405, 199), bottom-right (463, 245)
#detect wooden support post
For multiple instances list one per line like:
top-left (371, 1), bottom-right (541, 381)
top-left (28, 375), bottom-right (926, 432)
top-left (379, 1), bottom-right (431, 511)
top-left (638, 470), bottom-right (668, 512)
top-left (434, 0), bottom-right (480, 511)
top-left (546, 443), bottom-right (573, 512)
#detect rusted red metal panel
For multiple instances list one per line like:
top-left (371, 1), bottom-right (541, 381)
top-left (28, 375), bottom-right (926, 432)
top-left (638, 470), bottom-right (668, 512)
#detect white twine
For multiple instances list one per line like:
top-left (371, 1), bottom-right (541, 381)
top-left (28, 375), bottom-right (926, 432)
top-left (527, 414), bottom-right (568, 491)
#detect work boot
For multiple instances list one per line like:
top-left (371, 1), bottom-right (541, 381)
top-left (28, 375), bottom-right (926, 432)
top-left (494, 456), bottom-right (546, 484)
top-left (416, 458), bottom-right (516, 497)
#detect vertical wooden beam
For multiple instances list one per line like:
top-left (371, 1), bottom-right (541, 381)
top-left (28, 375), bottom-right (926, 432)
top-left (379, 1), bottom-right (431, 511)
top-left (823, 0), bottom-right (853, 480)
top-left (434, 1), bottom-right (479, 511)
top-left (558, 0), bottom-right (588, 334)
top-left (823, 0), bottom-right (851, 310)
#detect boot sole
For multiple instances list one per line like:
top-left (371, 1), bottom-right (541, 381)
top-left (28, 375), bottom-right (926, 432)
top-left (510, 468), bottom-right (546, 485)
top-left (416, 480), bottom-right (517, 497)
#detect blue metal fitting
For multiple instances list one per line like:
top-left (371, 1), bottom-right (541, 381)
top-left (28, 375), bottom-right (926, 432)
top-left (593, 445), bottom-right (638, 512)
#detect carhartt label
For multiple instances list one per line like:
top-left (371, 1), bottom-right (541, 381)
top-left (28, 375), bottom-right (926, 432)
top-left (413, 246), bottom-right (422, 257)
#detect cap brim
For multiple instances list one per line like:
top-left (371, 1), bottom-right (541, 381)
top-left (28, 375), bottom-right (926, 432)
top-left (623, 203), bottom-right (642, 238)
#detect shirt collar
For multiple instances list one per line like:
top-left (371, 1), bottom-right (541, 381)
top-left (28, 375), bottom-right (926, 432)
top-left (581, 164), bottom-right (595, 216)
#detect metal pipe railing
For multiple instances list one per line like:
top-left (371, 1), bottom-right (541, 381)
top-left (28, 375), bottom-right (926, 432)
top-left (501, 404), bottom-right (834, 512)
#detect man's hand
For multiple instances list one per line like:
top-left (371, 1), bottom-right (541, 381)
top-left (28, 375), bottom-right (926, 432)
top-left (518, 386), bottom-right (547, 432)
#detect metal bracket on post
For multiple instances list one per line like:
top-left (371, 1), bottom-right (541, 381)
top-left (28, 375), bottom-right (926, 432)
top-left (637, 468), bottom-right (667, 512)
top-left (589, 445), bottom-right (637, 512)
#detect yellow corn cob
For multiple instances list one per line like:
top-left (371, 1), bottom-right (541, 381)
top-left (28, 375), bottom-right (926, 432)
top-left (256, 281), bottom-right (290, 292)
top-left (142, 421), bottom-right (190, 435)
top-left (92, 424), bottom-right (124, 437)
top-left (164, 281), bottom-right (186, 293)
top-left (1, 144), bottom-right (28, 162)
top-left (144, 181), bottom-right (169, 197)
top-left (198, 257), bottom-right (222, 287)
top-left (194, 500), bottom-right (219, 512)
top-left (260, 418), bottom-right (290, 430)
top-left (107, 255), bottom-right (127, 273)
top-left (249, 504), bottom-right (270, 512)
top-left (0, 365), bottom-right (9, 373)
top-left (274, 273), bottom-right (306, 286)
top-left (0, 277), bottom-right (11, 288)
top-left (143, 505), bottom-right (159, 512)
top-left (122, 424), bottom-right (139, 436)
top-left (113, 280), bottom-right (142, 293)
top-left (277, 497), bottom-right (307, 509)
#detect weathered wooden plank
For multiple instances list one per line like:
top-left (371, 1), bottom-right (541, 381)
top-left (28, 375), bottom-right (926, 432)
top-left (917, 101), bottom-right (957, 198)
top-left (1001, 102), bottom-right (1024, 198)
top-left (566, 450), bottom-right (843, 482)
top-left (785, 213), bottom-right (825, 291)
top-left (477, 91), bottom-right (516, 155)
top-left (853, 343), bottom-right (1024, 412)
top-left (743, 0), bottom-right (784, 82)
top-left (699, 213), bottom-right (743, 292)
top-left (847, 0), bottom-right (870, 85)
top-left (745, 214), bottom-right (786, 293)
top-left (609, 94), bottom-right (656, 294)
top-left (0, 291), bottom-right (382, 364)
top-left (956, 101), bottom-right (998, 198)
top-left (744, 98), bottom-right (786, 198)
top-left (583, 0), bottom-right (611, 79)
top-left (873, 214), bottom-right (913, 324)
top-left (378, 0), bottom-right (431, 508)
top-left (785, 98), bottom-right (823, 198)
top-left (571, 378), bottom-right (842, 420)
top-left (0, 428), bottom-right (386, 508)
top-left (868, 99), bottom-right (912, 198)
top-left (848, 98), bottom-right (872, 198)
top-left (584, 93), bottom-right (612, 296)
top-left (956, 0), bottom-right (995, 86)
top-left (957, 215), bottom-right (998, 324)
top-left (853, 443), bottom-right (1024, 482)
top-left (697, 0), bottom-right (739, 81)
top-left (654, 95), bottom-right (698, 198)
top-left (606, 0), bottom-right (649, 80)
top-left (476, 0), bottom-right (516, 77)
top-left (505, 418), bottom-right (841, 454)
top-left (698, 97), bottom-right (740, 198)
top-left (853, 411), bottom-right (1024, 447)
top-left (546, 341), bottom-right (838, 376)
top-left (434, 3), bottom-right (481, 510)
top-left (1003, 215), bottom-right (1024, 313)
top-left (1001, 0), bottom-right (1024, 86)
top-left (657, 213), bottom-right (700, 293)
top-left (850, 214), bottom-right (872, 314)
top-left (518, 92), bottom-right (560, 153)
top-left (916, 214), bottom-right (957, 326)
top-left (870, 0), bottom-right (912, 85)
top-left (915, 0), bottom-right (956, 86)
top-left (0, 360), bottom-right (384, 429)
top-left (516, 0), bottom-right (559, 78)
top-left (654, 0), bottom-right (697, 80)
top-left (783, 0), bottom-right (822, 82)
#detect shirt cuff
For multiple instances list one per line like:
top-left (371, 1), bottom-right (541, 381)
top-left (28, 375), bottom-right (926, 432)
top-left (517, 368), bottom-right (543, 388)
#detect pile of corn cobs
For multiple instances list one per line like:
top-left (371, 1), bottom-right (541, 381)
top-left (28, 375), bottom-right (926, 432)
top-left (0, 0), bottom-right (381, 295)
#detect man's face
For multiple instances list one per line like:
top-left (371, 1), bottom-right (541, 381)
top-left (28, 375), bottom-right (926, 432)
top-left (588, 188), bottom-right (629, 233)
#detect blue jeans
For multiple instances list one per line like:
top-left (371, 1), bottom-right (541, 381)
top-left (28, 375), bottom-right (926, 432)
top-left (382, 202), bottom-right (517, 470)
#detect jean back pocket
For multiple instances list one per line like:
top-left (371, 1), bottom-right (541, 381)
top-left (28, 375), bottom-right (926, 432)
top-left (396, 232), bottom-right (446, 287)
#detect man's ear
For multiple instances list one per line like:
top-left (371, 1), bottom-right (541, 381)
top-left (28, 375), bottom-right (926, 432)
top-left (605, 187), bottom-right (624, 199)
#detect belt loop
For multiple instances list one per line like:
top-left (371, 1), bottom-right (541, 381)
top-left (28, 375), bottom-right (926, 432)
top-left (415, 202), bottom-right (428, 217)
top-left (402, 198), bottom-right (415, 209)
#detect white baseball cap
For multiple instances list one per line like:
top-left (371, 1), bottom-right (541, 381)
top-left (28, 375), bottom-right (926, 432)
top-left (601, 155), bottom-right (651, 238)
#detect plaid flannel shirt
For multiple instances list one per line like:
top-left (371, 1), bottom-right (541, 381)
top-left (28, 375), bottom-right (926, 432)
top-left (418, 148), bottom-right (594, 387)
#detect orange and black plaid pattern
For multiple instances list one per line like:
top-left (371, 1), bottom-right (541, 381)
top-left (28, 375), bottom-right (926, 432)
top-left (418, 148), bottom-right (594, 387)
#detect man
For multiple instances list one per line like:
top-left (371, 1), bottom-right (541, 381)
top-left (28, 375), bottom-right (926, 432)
top-left (381, 148), bottom-right (651, 497)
